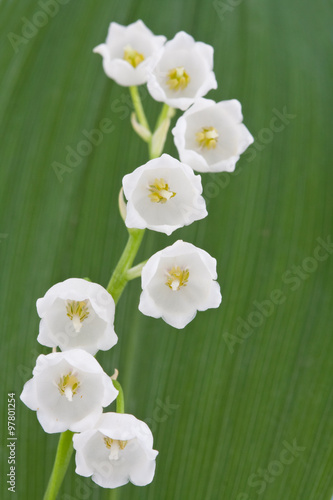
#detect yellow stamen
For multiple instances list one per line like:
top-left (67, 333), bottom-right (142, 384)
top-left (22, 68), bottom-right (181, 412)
top-left (123, 45), bottom-right (145, 68)
top-left (104, 437), bottom-right (128, 460)
top-left (66, 300), bottom-right (90, 332)
top-left (148, 178), bottom-right (176, 204)
top-left (58, 372), bottom-right (80, 401)
top-left (167, 66), bottom-right (190, 91)
top-left (165, 266), bottom-right (189, 291)
top-left (196, 127), bottom-right (219, 149)
top-left (104, 437), bottom-right (127, 450)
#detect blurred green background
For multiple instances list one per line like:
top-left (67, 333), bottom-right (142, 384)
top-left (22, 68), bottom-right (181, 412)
top-left (1, 0), bottom-right (332, 499)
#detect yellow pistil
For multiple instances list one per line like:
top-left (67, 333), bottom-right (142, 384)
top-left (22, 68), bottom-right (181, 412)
top-left (104, 437), bottom-right (128, 460)
top-left (58, 372), bottom-right (80, 402)
top-left (167, 66), bottom-right (190, 91)
top-left (196, 127), bottom-right (219, 149)
top-left (66, 300), bottom-right (90, 333)
top-left (165, 266), bottom-right (190, 291)
top-left (123, 45), bottom-right (145, 68)
top-left (148, 178), bottom-right (176, 204)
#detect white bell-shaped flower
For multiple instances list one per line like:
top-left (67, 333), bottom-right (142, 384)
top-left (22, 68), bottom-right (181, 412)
top-left (73, 413), bottom-right (158, 488)
top-left (20, 350), bottom-right (118, 434)
top-left (147, 31), bottom-right (217, 110)
top-left (36, 278), bottom-right (117, 356)
top-left (172, 98), bottom-right (254, 172)
top-left (93, 20), bottom-right (166, 86)
top-left (139, 240), bottom-right (222, 328)
top-left (122, 154), bottom-right (208, 235)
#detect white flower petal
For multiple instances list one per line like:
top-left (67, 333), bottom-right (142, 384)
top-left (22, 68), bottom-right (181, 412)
top-left (238, 123), bottom-right (255, 154)
top-left (216, 99), bottom-right (243, 122)
top-left (172, 98), bottom-right (253, 172)
top-left (93, 20), bottom-right (166, 86)
top-left (73, 413), bottom-right (158, 488)
top-left (20, 378), bottom-right (38, 410)
top-left (73, 430), bottom-right (97, 477)
top-left (129, 454), bottom-right (156, 487)
top-left (20, 350), bottom-right (117, 434)
top-left (139, 240), bottom-right (222, 329)
top-left (122, 154), bottom-right (207, 235)
top-left (147, 31), bottom-right (217, 110)
top-left (36, 278), bottom-right (117, 355)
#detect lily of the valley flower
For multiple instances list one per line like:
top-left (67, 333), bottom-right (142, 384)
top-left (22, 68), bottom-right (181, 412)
top-left (172, 98), bottom-right (254, 172)
top-left (147, 31), bottom-right (217, 110)
top-left (36, 278), bottom-right (117, 355)
top-left (20, 350), bottom-right (118, 434)
top-left (73, 413), bottom-right (158, 488)
top-left (93, 20), bottom-right (166, 86)
top-left (122, 154), bottom-right (207, 235)
top-left (139, 240), bottom-right (222, 328)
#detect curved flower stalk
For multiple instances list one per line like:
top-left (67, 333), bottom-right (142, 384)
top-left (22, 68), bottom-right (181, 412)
top-left (73, 412), bottom-right (158, 488)
top-left (20, 350), bottom-right (118, 434)
top-left (139, 240), bottom-right (222, 328)
top-left (122, 153), bottom-right (208, 235)
top-left (36, 278), bottom-right (117, 355)
top-left (172, 98), bottom-right (254, 172)
top-left (147, 31), bottom-right (217, 110)
top-left (93, 20), bottom-right (166, 86)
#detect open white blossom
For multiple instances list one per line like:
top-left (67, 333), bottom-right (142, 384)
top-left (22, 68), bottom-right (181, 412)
top-left (147, 31), bottom-right (217, 110)
top-left (93, 20), bottom-right (166, 86)
top-left (122, 154), bottom-right (207, 235)
top-left (73, 413), bottom-right (158, 488)
top-left (20, 350), bottom-right (118, 434)
top-left (172, 98), bottom-right (254, 172)
top-left (139, 240), bottom-right (221, 328)
top-left (36, 278), bottom-right (117, 356)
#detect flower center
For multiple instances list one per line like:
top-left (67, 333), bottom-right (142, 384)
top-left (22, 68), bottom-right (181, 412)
top-left (123, 45), bottom-right (145, 68)
top-left (196, 127), bottom-right (219, 149)
top-left (165, 266), bottom-right (189, 291)
top-left (58, 372), bottom-right (80, 402)
top-left (104, 437), bottom-right (128, 461)
top-left (148, 178), bottom-right (176, 204)
top-left (167, 66), bottom-right (190, 91)
top-left (66, 300), bottom-right (90, 333)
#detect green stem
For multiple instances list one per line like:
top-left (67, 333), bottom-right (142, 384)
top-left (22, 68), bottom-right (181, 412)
top-left (107, 229), bottom-right (145, 304)
top-left (43, 431), bottom-right (74, 500)
top-left (126, 260), bottom-right (147, 281)
top-left (129, 86), bottom-right (150, 132)
top-left (112, 379), bottom-right (125, 413)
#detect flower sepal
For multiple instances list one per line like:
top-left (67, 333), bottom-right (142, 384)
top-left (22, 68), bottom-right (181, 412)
top-left (131, 112), bottom-right (152, 142)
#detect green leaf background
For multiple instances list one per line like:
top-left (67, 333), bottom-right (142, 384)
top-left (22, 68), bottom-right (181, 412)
top-left (1, 0), bottom-right (332, 499)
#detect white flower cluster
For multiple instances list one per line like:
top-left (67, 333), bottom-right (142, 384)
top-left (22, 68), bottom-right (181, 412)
top-left (21, 278), bottom-right (158, 488)
top-left (21, 20), bottom-right (254, 495)
top-left (94, 19), bottom-right (254, 172)
top-left (93, 19), bottom-right (254, 329)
